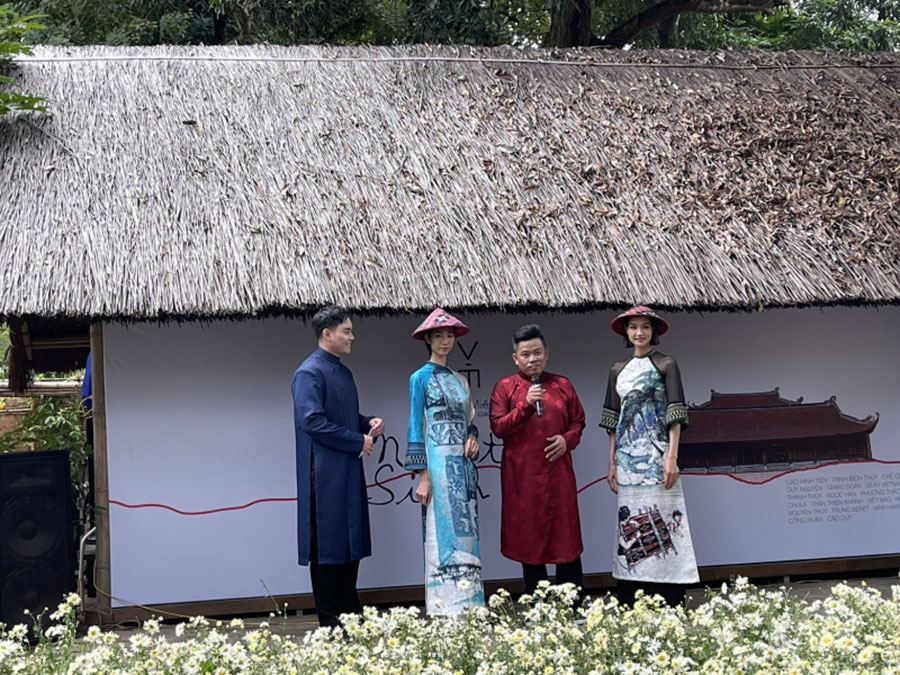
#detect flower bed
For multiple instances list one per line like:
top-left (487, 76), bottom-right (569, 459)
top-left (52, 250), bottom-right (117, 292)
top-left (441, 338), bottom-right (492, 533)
top-left (2, 578), bottom-right (899, 674)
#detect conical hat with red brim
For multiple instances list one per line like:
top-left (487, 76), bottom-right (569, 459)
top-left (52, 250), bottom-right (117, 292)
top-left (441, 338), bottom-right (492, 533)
top-left (412, 308), bottom-right (470, 340)
top-left (611, 305), bottom-right (670, 336)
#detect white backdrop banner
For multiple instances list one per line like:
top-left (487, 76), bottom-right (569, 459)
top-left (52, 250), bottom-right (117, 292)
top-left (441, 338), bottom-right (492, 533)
top-left (103, 307), bottom-right (900, 606)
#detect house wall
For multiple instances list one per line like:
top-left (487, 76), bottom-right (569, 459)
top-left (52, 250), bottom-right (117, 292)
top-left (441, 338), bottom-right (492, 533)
top-left (103, 306), bottom-right (900, 607)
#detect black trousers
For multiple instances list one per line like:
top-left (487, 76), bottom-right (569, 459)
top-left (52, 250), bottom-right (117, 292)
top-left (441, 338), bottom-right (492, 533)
top-left (308, 480), bottom-right (362, 628)
top-left (616, 579), bottom-right (686, 608)
top-left (522, 556), bottom-right (583, 595)
top-left (308, 557), bottom-right (361, 628)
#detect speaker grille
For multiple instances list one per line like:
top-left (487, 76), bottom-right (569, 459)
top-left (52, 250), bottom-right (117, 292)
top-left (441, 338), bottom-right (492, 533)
top-left (0, 568), bottom-right (67, 626)
top-left (0, 450), bottom-right (75, 629)
top-left (0, 496), bottom-right (66, 564)
top-left (0, 461), bottom-right (57, 491)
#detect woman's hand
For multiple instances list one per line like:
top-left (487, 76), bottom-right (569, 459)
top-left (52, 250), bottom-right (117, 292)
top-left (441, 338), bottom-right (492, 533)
top-left (664, 454), bottom-right (679, 489)
top-left (607, 433), bottom-right (618, 493)
top-left (665, 424), bottom-right (681, 489)
top-left (464, 435), bottom-right (479, 459)
top-left (415, 472), bottom-right (432, 506)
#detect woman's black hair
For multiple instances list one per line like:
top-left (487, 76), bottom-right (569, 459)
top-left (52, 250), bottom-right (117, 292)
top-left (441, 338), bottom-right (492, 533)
top-left (622, 316), bottom-right (661, 348)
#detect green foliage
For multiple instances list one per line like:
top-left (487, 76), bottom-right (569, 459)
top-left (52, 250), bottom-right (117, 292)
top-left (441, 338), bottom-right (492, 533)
top-left (0, 395), bottom-right (91, 525)
top-left (680, 0), bottom-right (900, 51)
top-left (0, 394), bottom-right (87, 459)
top-left (10, 0), bottom-right (900, 54)
top-left (14, 0), bottom-right (552, 46)
top-left (0, 6), bottom-right (45, 115)
top-left (594, 0), bottom-right (660, 47)
top-left (253, 0), bottom-right (544, 46)
top-left (0, 325), bottom-right (9, 380)
top-left (248, 0), bottom-right (391, 45)
top-left (158, 9), bottom-right (192, 42)
top-left (404, 0), bottom-right (511, 45)
top-left (106, 16), bottom-right (158, 45)
top-left (14, 0), bottom-right (226, 45)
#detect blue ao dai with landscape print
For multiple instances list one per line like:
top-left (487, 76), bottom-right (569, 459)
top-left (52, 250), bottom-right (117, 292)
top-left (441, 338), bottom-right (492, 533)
top-left (405, 362), bottom-right (484, 615)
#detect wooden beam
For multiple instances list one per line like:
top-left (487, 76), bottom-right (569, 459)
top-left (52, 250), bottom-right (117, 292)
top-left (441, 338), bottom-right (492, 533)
top-left (89, 323), bottom-right (112, 621)
top-left (21, 321), bottom-right (31, 361)
top-left (108, 594), bottom-right (317, 625)
top-left (30, 336), bottom-right (91, 350)
top-left (0, 380), bottom-right (83, 397)
top-left (6, 317), bottom-right (29, 393)
top-left (99, 553), bottom-right (900, 625)
top-left (693, 553), bottom-right (900, 582)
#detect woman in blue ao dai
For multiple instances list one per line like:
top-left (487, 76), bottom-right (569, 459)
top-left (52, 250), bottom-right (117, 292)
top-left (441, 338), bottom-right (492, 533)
top-left (405, 309), bottom-right (484, 616)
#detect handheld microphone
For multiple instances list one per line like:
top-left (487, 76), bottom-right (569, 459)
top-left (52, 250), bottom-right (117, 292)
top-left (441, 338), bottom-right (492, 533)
top-left (531, 375), bottom-right (543, 417)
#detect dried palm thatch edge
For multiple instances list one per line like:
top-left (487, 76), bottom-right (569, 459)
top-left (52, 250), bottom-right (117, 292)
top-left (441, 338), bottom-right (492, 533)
top-left (4, 298), bottom-right (899, 327)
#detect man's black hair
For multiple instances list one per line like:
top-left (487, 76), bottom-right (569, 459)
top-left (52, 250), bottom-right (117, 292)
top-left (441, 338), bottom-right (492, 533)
top-left (512, 324), bottom-right (546, 351)
top-left (312, 305), bottom-right (352, 339)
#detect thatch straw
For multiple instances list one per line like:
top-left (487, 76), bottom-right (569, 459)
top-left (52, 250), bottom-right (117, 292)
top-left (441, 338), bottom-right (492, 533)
top-left (0, 45), bottom-right (898, 320)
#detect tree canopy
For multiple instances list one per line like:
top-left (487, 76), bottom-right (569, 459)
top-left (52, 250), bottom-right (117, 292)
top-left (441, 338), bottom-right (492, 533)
top-left (8, 0), bottom-right (899, 50)
top-left (0, 7), bottom-right (45, 116)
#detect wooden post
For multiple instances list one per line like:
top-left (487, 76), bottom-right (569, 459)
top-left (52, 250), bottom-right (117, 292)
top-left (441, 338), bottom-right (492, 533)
top-left (89, 323), bottom-right (112, 620)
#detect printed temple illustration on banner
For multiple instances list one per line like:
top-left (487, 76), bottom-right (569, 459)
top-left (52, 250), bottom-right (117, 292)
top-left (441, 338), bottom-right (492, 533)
top-left (679, 389), bottom-right (879, 474)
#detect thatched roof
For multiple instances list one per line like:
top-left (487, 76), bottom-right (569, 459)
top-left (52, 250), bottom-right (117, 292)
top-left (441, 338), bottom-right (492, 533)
top-left (1, 45), bottom-right (898, 320)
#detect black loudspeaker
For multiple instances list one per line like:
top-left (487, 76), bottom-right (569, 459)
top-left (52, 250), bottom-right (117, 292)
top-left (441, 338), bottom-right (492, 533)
top-left (0, 450), bottom-right (75, 629)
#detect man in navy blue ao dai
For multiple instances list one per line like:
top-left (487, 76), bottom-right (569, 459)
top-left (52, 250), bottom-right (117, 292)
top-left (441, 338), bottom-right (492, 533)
top-left (292, 307), bottom-right (384, 628)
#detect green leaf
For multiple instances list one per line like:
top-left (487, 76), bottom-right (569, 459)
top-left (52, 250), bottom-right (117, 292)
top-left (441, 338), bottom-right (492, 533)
top-left (0, 7), bottom-right (47, 117)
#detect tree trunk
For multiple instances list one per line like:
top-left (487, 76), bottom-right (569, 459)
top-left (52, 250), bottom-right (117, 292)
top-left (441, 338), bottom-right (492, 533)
top-left (658, 15), bottom-right (679, 47)
top-left (548, 0), bottom-right (594, 47)
top-left (237, 2), bottom-right (253, 43)
top-left (213, 14), bottom-right (227, 44)
top-left (599, 0), bottom-right (786, 47)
